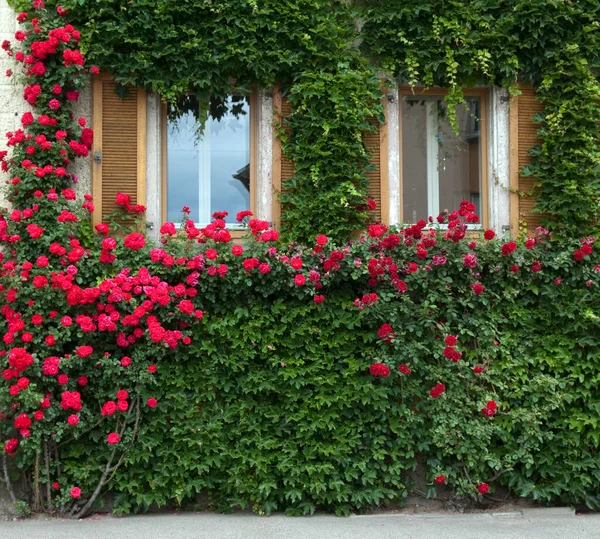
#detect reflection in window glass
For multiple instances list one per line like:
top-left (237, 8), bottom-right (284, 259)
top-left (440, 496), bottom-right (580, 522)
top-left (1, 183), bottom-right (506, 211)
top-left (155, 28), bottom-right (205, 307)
top-left (167, 95), bottom-right (251, 226)
top-left (402, 96), bottom-right (481, 223)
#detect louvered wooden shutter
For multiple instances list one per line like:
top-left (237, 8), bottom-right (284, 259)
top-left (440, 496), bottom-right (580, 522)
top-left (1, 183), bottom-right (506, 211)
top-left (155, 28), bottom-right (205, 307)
top-left (92, 74), bottom-right (146, 226)
top-left (364, 113), bottom-right (389, 225)
top-left (272, 91), bottom-right (294, 229)
top-left (509, 85), bottom-right (544, 235)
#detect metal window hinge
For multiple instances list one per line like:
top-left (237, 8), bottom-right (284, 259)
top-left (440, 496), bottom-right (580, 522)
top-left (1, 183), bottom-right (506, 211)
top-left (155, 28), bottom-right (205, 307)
top-left (94, 151), bottom-right (102, 164)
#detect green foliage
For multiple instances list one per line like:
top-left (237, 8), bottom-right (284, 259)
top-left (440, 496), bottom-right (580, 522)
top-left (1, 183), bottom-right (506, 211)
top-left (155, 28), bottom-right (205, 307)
top-left (280, 66), bottom-right (384, 243)
top-left (112, 299), bottom-right (414, 516)
top-left (71, 224), bottom-right (599, 516)
top-left (13, 500), bottom-right (32, 518)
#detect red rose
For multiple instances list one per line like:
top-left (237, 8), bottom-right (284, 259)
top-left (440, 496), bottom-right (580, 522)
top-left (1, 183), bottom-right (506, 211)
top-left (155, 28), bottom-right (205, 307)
top-left (472, 283), bottom-right (484, 295)
top-left (444, 335), bottom-right (457, 347)
top-left (259, 263), bottom-right (271, 274)
top-left (501, 241), bottom-right (517, 256)
top-left (483, 229), bottom-right (495, 240)
top-left (76, 345), bottom-right (93, 358)
top-left (398, 364), bottom-right (412, 375)
top-left (294, 274), bottom-right (306, 286)
top-left (231, 245), bottom-right (243, 256)
top-left (147, 365), bottom-right (157, 374)
top-left (435, 475), bottom-right (447, 484)
top-left (101, 401), bottom-right (117, 416)
top-left (14, 413), bottom-right (31, 429)
top-left (178, 300), bottom-right (194, 314)
top-left (477, 483), bottom-right (489, 495)
top-left (67, 414), bottom-right (79, 426)
top-left (70, 487), bottom-right (81, 498)
top-left (4, 438), bottom-right (19, 455)
top-left (147, 397), bottom-right (158, 408)
top-left (242, 258), bottom-right (259, 271)
top-left (430, 383), bottom-right (445, 398)
top-left (123, 232), bottom-right (146, 251)
top-left (369, 363), bottom-right (390, 378)
top-left (316, 234), bottom-right (328, 246)
top-left (377, 323), bottom-right (394, 340)
top-left (107, 432), bottom-right (120, 445)
top-left (115, 192), bottom-right (131, 208)
top-left (313, 295), bottom-right (325, 304)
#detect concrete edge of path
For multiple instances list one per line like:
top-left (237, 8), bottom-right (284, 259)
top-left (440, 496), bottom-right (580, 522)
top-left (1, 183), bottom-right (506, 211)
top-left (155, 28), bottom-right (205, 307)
top-left (351, 507), bottom-right (575, 519)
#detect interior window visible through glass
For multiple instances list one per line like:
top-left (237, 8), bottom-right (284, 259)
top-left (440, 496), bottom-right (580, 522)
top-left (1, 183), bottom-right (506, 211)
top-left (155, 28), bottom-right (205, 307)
top-left (402, 96), bottom-right (481, 223)
top-left (166, 95), bottom-right (251, 226)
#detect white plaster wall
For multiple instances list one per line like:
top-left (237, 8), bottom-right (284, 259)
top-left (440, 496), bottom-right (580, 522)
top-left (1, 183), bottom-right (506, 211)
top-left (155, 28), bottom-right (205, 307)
top-left (0, 1), bottom-right (92, 207)
top-left (146, 93), bottom-right (161, 243)
top-left (0, 0), bottom-right (22, 209)
top-left (256, 89), bottom-right (273, 223)
top-left (488, 87), bottom-right (511, 235)
top-left (386, 86), bottom-right (400, 225)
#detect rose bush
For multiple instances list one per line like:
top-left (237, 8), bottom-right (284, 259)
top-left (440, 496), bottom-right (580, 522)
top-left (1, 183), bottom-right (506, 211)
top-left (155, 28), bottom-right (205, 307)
top-left (0, 3), bottom-right (599, 518)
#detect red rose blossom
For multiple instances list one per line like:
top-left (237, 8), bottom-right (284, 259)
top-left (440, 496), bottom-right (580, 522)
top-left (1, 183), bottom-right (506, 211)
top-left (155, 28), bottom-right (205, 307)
top-left (107, 432), bottom-right (120, 445)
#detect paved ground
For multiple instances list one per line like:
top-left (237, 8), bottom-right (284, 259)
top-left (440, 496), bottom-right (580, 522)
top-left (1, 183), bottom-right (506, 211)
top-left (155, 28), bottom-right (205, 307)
top-left (0, 508), bottom-right (598, 539)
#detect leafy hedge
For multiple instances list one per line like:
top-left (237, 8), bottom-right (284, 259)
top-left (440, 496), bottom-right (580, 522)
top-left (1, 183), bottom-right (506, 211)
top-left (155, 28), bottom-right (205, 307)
top-left (101, 231), bottom-right (600, 515)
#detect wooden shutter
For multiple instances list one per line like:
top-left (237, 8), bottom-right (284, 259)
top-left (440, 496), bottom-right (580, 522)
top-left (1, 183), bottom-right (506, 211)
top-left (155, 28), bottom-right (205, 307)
top-left (92, 74), bottom-right (146, 226)
top-left (509, 85), bottom-right (544, 235)
top-left (272, 90), bottom-right (389, 228)
top-left (364, 108), bottom-right (389, 225)
top-left (272, 90), bottom-right (294, 229)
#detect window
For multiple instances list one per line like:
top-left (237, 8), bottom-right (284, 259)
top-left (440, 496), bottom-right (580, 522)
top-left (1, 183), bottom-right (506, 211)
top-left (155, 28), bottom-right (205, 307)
top-left (165, 94), bottom-right (254, 228)
top-left (400, 89), bottom-right (487, 225)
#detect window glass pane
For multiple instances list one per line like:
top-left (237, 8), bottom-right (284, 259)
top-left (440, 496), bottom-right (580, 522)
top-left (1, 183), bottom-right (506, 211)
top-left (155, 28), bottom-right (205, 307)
top-left (401, 99), bottom-right (428, 223)
top-left (167, 95), bottom-right (251, 226)
top-left (402, 96), bottom-right (481, 222)
top-left (167, 109), bottom-right (200, 223)
top-left (209, 96), bottom-right (250, 225)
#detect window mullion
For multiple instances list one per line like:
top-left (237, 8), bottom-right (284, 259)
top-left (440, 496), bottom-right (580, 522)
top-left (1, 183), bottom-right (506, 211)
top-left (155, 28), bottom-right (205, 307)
top-left (198, 119), bottom-right (212, 225)
top-left (426, 100), bottom-right (439, 218)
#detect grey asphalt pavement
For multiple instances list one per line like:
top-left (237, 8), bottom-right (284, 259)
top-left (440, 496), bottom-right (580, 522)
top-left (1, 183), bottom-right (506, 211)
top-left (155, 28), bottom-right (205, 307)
top-left (0, 508), bottom-right (598, 539)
